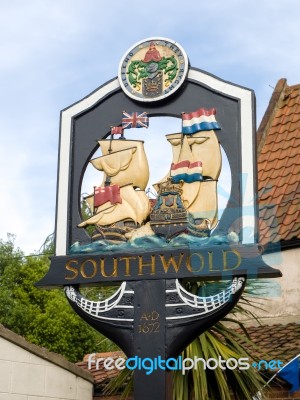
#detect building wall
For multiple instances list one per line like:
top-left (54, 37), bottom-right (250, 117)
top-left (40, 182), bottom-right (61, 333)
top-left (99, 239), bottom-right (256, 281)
top-left (0, 336), bottom-right (93, 400)
top-left (239, 247), bottom-right (300, 325)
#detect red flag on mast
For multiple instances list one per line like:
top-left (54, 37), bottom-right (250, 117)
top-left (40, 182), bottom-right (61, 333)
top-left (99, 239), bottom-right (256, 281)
top-left (94, 185), bottom-right (122, 208)
top-left (111, 126), bottom-right (123, 135)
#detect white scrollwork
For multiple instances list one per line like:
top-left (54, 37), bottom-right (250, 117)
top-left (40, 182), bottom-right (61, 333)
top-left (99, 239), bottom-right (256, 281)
top-left (64, 282), bottom-right (134, 322)
top-left (166, 278), bottom-right (245, 320)
top-left (64, 286), bottom-right (77, 301)
top-left (231, 277), bottom-right (245, 294)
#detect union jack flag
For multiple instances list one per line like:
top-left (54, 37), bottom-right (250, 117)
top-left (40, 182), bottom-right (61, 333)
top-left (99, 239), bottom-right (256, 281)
top-left (122, 111), bottom-right (149, 129)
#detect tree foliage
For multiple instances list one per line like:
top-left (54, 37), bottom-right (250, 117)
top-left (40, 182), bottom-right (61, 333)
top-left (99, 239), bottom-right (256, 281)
top-left (0, 234), bottom-right (115, 362)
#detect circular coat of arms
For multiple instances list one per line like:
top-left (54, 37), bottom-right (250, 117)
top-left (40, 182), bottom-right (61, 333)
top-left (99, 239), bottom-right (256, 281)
top-left (118, 37), bottom-right (189, 102)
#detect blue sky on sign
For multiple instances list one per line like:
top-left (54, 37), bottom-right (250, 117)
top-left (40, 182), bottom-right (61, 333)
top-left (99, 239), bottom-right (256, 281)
top-left (1, 0), bottom-right (299, 254)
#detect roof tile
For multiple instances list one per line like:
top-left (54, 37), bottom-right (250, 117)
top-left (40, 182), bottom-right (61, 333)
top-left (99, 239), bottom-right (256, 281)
top-left (77, 351), bottom-right (125, 386)
top-left (257, 80), bottom-right (300, 245)
top-left (235, 323), bottom-right (300, 365)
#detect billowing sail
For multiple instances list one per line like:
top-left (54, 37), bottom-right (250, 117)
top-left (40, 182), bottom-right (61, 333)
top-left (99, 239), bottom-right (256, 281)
top-left (174, 135), bottom-right (202, 210)
top-left (190, 131), bottom-right (221, 180)
top-left (186, 131), bottom-right (221, 229)
top-left (79, 186), bottom-right (150, 227)
top-left (170, 135), bottom-right (203, 184)
top-left (96, 139), bottom-right (149, 190)
top-left (79, 138), bottom-right (150, 238)
top-left (154, 130), bottom-right (222, 230)
top-left (188, 180), bottom-right (219, 229)
top-left (153, 133), bottom-right (209, 191)
top-left (91, 147), bottom-right (137, 185)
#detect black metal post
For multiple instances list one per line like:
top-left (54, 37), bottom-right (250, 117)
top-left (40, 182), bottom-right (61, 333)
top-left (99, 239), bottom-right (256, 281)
top-left (133, 279), bottom-right (172, 400)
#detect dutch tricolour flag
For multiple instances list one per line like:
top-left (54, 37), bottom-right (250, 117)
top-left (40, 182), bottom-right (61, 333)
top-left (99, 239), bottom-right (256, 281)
top-left (171, 160), bottom-right (203, 184)
top-left (182, 108), bottom-right (221, 135)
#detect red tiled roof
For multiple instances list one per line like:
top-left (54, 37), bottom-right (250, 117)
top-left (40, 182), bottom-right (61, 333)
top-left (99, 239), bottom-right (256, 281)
top-left (236, 323), bottom-right (300, 364)
top-left (257, 79), bottom-right (300, 246)
top-left (76, 351), bottom-right (124, 386)
top-left (77, 351), bottom-right (130, 398)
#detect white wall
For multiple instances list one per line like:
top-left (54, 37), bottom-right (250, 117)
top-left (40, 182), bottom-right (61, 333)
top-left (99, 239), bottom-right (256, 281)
top-left (241, 247), bottom-right (300, 325)
top-left (0, 336), bottom-right (93, 400)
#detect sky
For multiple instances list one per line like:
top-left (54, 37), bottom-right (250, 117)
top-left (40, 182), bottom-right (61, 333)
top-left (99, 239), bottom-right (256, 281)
top-left (1, 0), bottom-right (300, 255)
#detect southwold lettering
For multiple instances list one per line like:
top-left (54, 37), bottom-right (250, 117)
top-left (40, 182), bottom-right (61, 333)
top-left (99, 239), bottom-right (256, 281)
top-left (64, 249), bottom-right (242, 281)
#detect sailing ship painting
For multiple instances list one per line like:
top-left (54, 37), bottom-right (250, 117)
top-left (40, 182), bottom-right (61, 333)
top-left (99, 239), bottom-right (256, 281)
top-left (150, 108), bottom-right (221, 239)
top-left (78, 108), bottom-right (222, 245)
top-left (78, 112), bottom-right (151, 242)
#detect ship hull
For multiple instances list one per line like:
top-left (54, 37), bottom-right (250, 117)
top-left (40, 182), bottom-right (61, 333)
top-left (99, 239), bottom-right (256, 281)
top-left (91, 226), bottom-right (128, 243)
top-left (91, 221), bottom-right (137, 243)
top-left (149, 187), bottom-right (188, 239)
top-left (150, 220), bottom-right (188, 239)
top-left (150, 191), bottom-right (212, 239)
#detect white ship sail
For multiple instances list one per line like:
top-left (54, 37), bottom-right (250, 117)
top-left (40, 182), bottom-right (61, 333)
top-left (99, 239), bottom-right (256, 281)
top-left (153, 130), bottom-right (221, 230)
top-left (79, 185), bottom-right (150, 227)
top-left (79, 139), bottom-right (150, 232)
top-left (94, 139), bottom-right (149, 190)
top-left (185, 130), bottom-right (221, 229)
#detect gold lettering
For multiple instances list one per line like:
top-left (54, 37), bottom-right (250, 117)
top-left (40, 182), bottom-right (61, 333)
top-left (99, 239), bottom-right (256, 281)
top-left (223, 250), bottom-right (242, 271)
top-left (80, 259), bottom-right (97, 279)
top-left (186, 253), bottom-right (205, 273)
top-left (119, 256), bottom-right (136, 276)
top-left (65, 259), bottom-right (79, 280)
top-left (100, 258), bottom-right (118, 277)
top-left (138, 255), bottom-right (155, 276)
top-left (151, 311), bottom-right (159, 320)
top-left (208, 251), bottom-right (220, 271)
top-left (160, 253), bottom-right (184, 273)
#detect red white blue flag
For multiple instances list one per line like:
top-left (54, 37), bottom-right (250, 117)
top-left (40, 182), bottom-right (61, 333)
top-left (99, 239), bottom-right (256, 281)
top-left (122, 111), bottom-right (149, 129)
top-left (171, 160), bottom-right (203, 184)
top-left (182, 108), bottom-right (221, 135)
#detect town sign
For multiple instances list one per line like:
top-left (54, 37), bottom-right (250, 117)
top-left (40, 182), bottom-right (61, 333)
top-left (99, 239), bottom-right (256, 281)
top-left (38, 38), bottom-right (281, 399)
